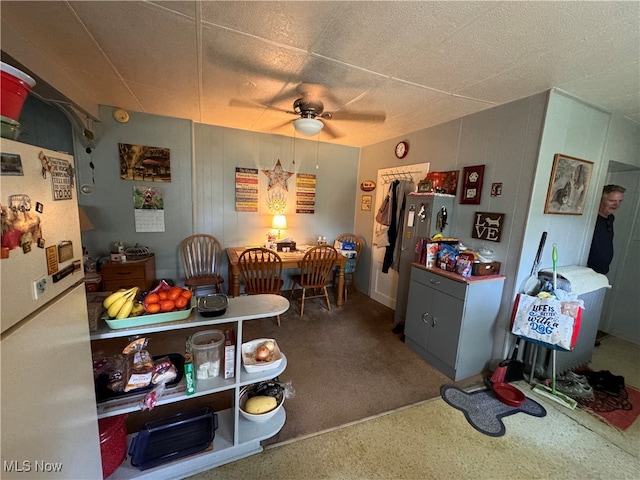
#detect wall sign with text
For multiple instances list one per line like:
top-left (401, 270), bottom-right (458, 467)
top-left (471, 212), bottom-right (505, 242)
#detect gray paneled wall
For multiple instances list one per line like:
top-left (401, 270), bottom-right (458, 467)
top-left (192, 123), bottom-right (360, 291)
top-left (78, 106), bottom-right (194, 283)
top-left (76, 106), bottom-right (359, 292)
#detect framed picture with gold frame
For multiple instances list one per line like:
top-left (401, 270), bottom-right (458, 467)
top-left (460, 165), bottom-right (485, 205)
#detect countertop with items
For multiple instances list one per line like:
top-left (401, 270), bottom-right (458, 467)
top-left (411, 263), bottom-right (504, 283)
top-left (415, 234), bottom-right (502, 279)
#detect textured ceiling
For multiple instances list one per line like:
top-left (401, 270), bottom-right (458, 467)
top-left (1, 1), bottom-right (639, 147)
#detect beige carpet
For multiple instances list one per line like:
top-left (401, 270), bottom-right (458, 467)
top-left (188, 335), bottom-right (640, 480)
top-left (241, 289), bottom-right (482, 446)
top-left (190, 394), bottom-right (640, 480)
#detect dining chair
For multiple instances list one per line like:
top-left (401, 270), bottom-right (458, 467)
top-left (333, 233), bottom-right (364, 301)
top-left (238, 247), bottom-right (284, 326)
top-left (289, 245), bottom-right (338, 318)
top-left (180, 234), bottom-right (225, 295)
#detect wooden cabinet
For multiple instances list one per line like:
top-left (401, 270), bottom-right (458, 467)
top-left (404, 265), bottom-right (505, 381)
top-left (100, 255), bottom-right (156, 292)
top-left (90, 294), bottom-right (290, 479)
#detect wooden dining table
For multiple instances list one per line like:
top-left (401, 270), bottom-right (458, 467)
top-left (226, 247), bottom-right (347, 307)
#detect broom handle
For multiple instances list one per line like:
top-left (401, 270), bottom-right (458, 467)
top-left (551, 350), bottom-right (557, 394)
top-left (552, 244), bottom-right (558, 291)
top-left (510, 337), bottom-right (521, 361)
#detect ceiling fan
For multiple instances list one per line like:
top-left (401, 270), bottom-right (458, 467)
top-left (230, 84), bottom-right (386, 139)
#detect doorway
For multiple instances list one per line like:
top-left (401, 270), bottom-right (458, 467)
top-left (600, 164), bottom-right (640, 345)
top-left (369, 163), bottom-right (429, 308)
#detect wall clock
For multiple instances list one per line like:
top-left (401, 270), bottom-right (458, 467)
top-left (460, 165), bottom-right (485, 205)
top-left (395, 141), bottom-right (409, 159)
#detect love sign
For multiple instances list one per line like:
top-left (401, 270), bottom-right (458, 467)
top-left (471, 212), bottom-right (505, 242)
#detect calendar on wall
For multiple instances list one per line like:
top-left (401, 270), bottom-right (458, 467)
top-left (133, 186), bottom-right (165, 232)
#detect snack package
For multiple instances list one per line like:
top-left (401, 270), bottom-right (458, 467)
top-left (455, 252), bottom-right (474, 277)
top-left (437, 243), bottom-right (458, 271)
top-left (106, 354), bottom-right (127, 392)
top-left (122, 337), bottom-right (154, 392)
top-left (151, 356), bottom-right (177, 385)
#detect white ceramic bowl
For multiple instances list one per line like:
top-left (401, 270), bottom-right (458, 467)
top-left (241, 338), bottom-right (283, 373)
top-left (238, 388), bottom-right (284, 423)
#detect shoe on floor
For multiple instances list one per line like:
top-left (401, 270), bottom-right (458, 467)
top-left (555, 379), bottom-right (595, 400)
top-left (583, 370), bottom-right (623, 396)
top-left (558, 371), bottom-right (589, 386)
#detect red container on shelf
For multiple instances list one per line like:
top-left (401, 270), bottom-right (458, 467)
top-left (1, 62), bottom-right (36, 121)
top-left (98, 414), bottom-right (127, 479)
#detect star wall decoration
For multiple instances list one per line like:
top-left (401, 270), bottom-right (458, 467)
top-left (263, 159), bottom-right (293, 191)
top-left (266, 190), bottom-right (287, 214)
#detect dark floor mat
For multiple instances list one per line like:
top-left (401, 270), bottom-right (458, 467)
top-left (440, 385), bottom-right (546, 437)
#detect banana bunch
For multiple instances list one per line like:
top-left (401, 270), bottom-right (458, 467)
top-left (129, 302), bottom-right (145, 317)
top-left (102, 287), bottom-right (139, 319)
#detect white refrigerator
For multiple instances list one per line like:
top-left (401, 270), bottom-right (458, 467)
top-left (1, 139), bottom-right (102, 479)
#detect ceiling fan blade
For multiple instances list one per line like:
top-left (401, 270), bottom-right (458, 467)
top-left (229, 98), bottom-right (294, 115)
top-left (228, 98), bottom-right (267, 109)
top-left (324, 110), bottom-right (386, 123)
top-left (265, 82), bottom-right (333, 107)
top-left (319, 120), bottom-right (343, 139)
top-left (268, 118), bottom-right (295, 132)
top-left (297, 83), bottom-right (327, 98)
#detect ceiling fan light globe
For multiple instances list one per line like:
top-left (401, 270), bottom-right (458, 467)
top-left (293, 118), bottom-right (323, 136)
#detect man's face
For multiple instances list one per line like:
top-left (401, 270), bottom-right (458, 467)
top-left (599, 191), bottom-right (624, 216)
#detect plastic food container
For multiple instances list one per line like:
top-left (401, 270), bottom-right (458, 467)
top-left (1, 115), bottom-right (22, 140)
top-left (191, 330), bottom-right (225, 380)
top-left (241, 338), bottom-right (283, 373)
top-left (98, 414), bottom-right (127, 479)
top-left (197, 294), bottom-right (228, 317)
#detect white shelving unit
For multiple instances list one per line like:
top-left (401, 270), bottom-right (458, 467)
top-left (90, 294), bottom-right (290, 480)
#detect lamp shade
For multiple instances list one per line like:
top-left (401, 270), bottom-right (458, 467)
top-left (293, 117), bottom-right (323, 136)
top-left (78, 206), bottom-right (95, 231)
top-left (272, 215), bottom-right (287, 230)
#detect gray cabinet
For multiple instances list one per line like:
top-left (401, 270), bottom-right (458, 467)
top-left (404, 265), bottom-right (505, 381)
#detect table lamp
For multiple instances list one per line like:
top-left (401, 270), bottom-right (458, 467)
top-left (271, 215), bottom-right (287, 240)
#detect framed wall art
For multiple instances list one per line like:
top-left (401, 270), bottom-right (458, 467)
top-left (460, 165), bottom-right (485, 205)
top-left (472, 212), bottom-right (505, 242)
top-left (361, 194), bottom-right (372, 211)
top-left (544, 154), bottom-right (593, 215)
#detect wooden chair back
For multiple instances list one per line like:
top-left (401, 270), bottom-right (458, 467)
top-left (180, 234), bottom-right (224, 293)
top-left (299, 245), bottom-right (338, 288)
top-left (335, 233), bottom-right (364, 272)
top-left (238, 248), bottom-right (283, 295)
top-left (289, 245), bottom-right (338, 317)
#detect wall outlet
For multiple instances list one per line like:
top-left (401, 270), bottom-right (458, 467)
top-left (33, 276), bottom-right (47, 300)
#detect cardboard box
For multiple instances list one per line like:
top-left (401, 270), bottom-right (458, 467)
top-left (86, 292), bottom-right (110, 332)
top-left (224, 328), bottom-right (236, 379)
